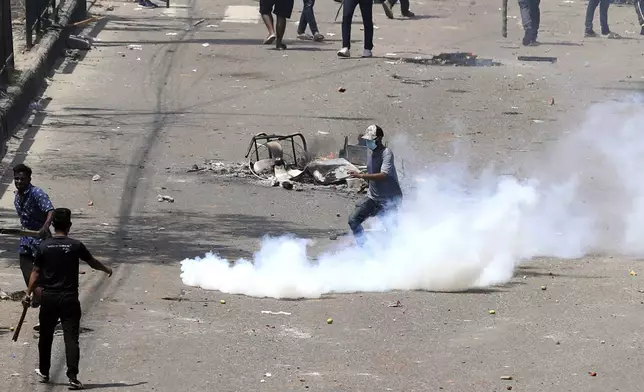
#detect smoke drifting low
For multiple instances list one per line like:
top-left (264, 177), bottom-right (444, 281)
top-left (180, 99), bottom-right (644, 299)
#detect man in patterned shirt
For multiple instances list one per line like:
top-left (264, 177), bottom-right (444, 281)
top-left (13, 164), bottom-right (54, 293)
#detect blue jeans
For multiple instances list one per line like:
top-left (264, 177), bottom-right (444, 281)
top-left (298, 0), bottom-right (319, 34)
top-left (342, 0), bottom-right (373, 50)
top-left (348, 197), bottom-right (400, 246)
top-left (585, 0), bottom-right (610, 34)
top-left (518, 0), bottom-right (540, 43)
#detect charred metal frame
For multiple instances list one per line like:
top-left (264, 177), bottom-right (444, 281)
top-left (244, 133), bottom-right (308, 167)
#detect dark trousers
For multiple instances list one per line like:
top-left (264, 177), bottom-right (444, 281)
top-left (298, 0), bottom-right (319, 34)
top-left (585, 0), bottom-right (610, 34)
top-left (518, 0), bottom-right (540, 42)
top-left (19, 253), bottom-right (35, 287)
top-left (39, 291), bottom-right (81, 379)
top-left (342, 0), bottom-right (373, 50)
top-left (388, 0), bottom-right (410, 13)
top-left (636, 0), bottom-right (644, 27)
top-left (348, 197), bottom-right (400, 246)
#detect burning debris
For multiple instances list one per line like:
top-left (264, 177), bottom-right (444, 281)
top-left (191, 133), bottom-right (369, 193)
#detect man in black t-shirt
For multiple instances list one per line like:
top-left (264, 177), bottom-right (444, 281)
top-left (23, 208), bottom-right (112, 390)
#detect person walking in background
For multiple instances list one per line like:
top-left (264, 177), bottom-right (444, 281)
top-left (585, 0), bottom-right (620, 38)
top-left (518, 0), bottom-right (540, 46)
top-left (260, 0), bottom-right (294, 49)
top-left (297, 0), bottom-right (324, 41)
top-left (378, 0), bottom-right (415, 19)
top-left (338, 0), bottom-right (374, 58)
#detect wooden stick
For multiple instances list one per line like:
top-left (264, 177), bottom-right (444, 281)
top-left (335, 0), bottom-right (344, 22)
top-left (502, 0), bottom-right (508, 38)
top-left (0, 228), bottom-right (39, 237)
top-left (12, 303), bottom-right (28, 342)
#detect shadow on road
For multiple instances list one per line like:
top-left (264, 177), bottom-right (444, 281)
top-left (47, 381), bottom-right (148, 389)
top-left (0, 208), bottom-right (332, 263)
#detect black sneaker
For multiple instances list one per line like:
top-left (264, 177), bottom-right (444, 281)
top-left (641, 26), bottom-right (644, 35)
top-left (69, 378), bottom-right (85, 390)
top-left (382, 0), bottom-right (394, 19)
top-left (35, 369), bottom-right (49, 383)
top-left (584, 30), bottom-right (598, 37)
top-left (401, 10), bottom-right (415, 17)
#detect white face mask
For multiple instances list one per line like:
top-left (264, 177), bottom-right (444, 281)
top-left (366, 140), bottom-right (377, 150)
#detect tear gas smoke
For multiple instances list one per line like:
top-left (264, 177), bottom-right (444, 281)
top-left (180, 99), bottom-right (644, 299)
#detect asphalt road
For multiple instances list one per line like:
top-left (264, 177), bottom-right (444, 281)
top-left (1, 0), bottom-right (644, 391)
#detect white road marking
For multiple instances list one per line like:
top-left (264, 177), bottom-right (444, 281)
top-left (223, 5), bottom-right (259, 24)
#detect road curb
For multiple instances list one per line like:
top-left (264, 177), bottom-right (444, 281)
top-left (0, 0), bottom-right (82, 156)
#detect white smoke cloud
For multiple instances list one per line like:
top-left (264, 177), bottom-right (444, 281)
top-left (180, 98), bottom-right (644, 299)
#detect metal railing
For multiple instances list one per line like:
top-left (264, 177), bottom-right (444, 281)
top-left (26, 0), bottom-right (59, 48)
top-left (0, 0), bottom-right (15, 92)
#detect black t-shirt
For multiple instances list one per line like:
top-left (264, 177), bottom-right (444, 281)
top-left (34, 236), bottom-right (93, 293)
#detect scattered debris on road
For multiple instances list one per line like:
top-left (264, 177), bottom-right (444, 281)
top-left (388, 300), bottom-right (403, 308)
top-left (630, 270), bottom-right (637, 276)
top-left (489, 309), bottom-right (496, 315)
top-left (589, 372), bottom-right (597, 377)
top-left (327, 318), bottom-right (333, 324)
top-left (541, 285), bottom-right (547, 290)
top-left (127, 44), bottom-right (143, 51)
top-left (399, 52), bottom-right (501, 67)
top-left (391, 74), bottom-right (435, 87)
top-left (220, 299), bottom-right (226, 304)
top-left (261, 310), bottom-right (291, 315)
top-left (191, 132), bottom-right (368, 193)
top-left (92, 174), bottom-right (101, 181)
top-left (338, 86), bottom-right (346, 92)
top-left (193, 18), bottom-right (206, 26)
top-left (500, 376), bottom-right (513, 380)
top-left (0, 290), bottom-right (25, 301)
top-left (67, 35), bottom-right (92, 50)
top-left (518, 55), bottom-right (557, 63)
top-left (157, 195), bottom-right (175, 203)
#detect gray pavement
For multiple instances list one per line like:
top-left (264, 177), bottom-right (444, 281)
top-left (1, 0), bottom-right (644, 391)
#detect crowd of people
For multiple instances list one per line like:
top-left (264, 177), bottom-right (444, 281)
top-left (258, 0), bottom-right (644, 54)
top-left (259, 0), bottom-right (415, 56)
top-left (520, 0), bottom-right (644, 46)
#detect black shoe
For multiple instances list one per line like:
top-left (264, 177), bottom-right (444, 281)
top-left (382, 0), bottom-right (394, 19)
top-left (640, 26), bottom-right (644, 35)
top-left (35, 369), bottom-right (49, 383)
top-left (401, 10), bottom-right (415, 17)
top-left (584, 30), bottom-right (598, 37)
top-left (69, 378), bottom-right (85, 390)
top-left (522, 36), bottom-right (532, 46)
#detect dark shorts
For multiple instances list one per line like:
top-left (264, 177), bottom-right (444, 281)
top-left (259, 0), bottom-right (295, 18)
